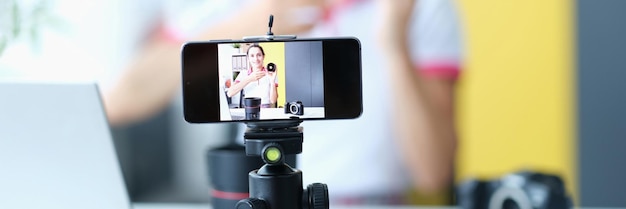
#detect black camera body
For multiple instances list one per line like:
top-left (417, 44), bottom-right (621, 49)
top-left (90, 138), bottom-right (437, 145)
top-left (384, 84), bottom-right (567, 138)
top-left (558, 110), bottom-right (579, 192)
top-left (284, 101), bottom-right (304, 115)
top-left (456, 171), bottom-right (572, 209)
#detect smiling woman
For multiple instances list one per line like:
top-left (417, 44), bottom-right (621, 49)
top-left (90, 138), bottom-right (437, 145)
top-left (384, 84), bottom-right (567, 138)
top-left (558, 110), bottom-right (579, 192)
top-left (226, 44), bottom-right (279, 108)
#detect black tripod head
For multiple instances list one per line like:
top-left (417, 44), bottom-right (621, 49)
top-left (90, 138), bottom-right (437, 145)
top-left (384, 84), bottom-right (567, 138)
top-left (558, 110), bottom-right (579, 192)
top-left (244, 121), bottom-right (303, 165)
top-left (236, 120), bottom-right (329, 209)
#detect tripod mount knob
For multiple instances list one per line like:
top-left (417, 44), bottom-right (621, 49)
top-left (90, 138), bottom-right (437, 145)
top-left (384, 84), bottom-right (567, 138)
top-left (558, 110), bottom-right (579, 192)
top-left (306, 183), bottom-right (329, 209)
top-left (236, 198), bottom-right (267, 209)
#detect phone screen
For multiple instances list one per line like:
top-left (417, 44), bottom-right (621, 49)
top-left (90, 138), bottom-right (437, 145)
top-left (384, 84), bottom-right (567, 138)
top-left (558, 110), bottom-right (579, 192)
top-left (182, 37), bottom-right (362, 123)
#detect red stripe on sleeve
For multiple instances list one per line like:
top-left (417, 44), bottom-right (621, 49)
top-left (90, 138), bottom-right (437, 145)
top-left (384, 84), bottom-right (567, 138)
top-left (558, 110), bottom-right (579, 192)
top-left (417, 61), bottom-right (461, 80)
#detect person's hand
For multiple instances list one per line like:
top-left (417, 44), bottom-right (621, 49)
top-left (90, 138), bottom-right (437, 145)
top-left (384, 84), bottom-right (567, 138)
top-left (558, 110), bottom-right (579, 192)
top-left (247, 71), bottom-right (267, 83)
top-left (266, 0), bottom-right (329, 32)
top-left (268, 69), bottom-right (277, 82)
top-left (257, 0), bottom-right (340, 35)
top-left (196, 0), bottom-right (344, 41)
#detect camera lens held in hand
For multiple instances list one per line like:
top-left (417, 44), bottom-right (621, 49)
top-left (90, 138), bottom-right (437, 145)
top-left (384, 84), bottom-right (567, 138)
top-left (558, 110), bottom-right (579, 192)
top-left (244, 97), bottom-right (262, 120)
top-left (267, 63), bottom-right (276, 72)
top-left (284, 101), bottom-right (304, 115)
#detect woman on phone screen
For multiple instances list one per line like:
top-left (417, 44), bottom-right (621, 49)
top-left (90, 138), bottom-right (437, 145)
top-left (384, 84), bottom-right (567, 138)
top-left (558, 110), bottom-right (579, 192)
top-left (227, 44), bottom-right (278, 108)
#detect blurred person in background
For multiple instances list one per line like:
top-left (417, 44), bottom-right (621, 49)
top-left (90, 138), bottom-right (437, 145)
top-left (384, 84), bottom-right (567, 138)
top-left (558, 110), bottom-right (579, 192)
top-left (102, 0), bottom-right (463, 205)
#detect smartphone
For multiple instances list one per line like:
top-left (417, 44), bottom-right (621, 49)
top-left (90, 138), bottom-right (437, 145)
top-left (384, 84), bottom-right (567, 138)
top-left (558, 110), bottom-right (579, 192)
top-left (182, 37), bottom-right (362, 123)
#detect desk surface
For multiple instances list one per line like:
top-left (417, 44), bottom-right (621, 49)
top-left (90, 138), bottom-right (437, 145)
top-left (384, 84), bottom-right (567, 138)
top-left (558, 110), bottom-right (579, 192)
top-left (132, 203), bottom-right (455, 209)
top-left (132, 203), bottom-right (621, 209)
top-left (228, 107), bottom-right (324, 120)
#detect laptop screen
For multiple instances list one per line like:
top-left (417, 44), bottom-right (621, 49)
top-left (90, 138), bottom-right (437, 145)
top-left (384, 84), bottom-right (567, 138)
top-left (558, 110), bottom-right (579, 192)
top-left (0, 81), bottom-right (130, 209)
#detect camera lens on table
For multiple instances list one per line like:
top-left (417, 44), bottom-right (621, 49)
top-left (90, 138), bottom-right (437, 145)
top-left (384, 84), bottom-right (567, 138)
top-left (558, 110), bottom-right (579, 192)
top-left (244, 97), bottom-right (261, 120)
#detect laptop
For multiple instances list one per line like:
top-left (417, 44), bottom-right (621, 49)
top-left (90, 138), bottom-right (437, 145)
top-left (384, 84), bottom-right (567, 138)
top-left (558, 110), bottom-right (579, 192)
top-left (0, 81), bottom-right (131, 209)
top-left (220, 85), bottom-right (234, 120)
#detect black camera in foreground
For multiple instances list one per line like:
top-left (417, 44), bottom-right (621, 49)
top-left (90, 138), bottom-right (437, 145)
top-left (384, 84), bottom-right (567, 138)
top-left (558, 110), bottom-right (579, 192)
top-left (456, 171), bottom-right (573, 209)
top-left (285, 101), bottom-right (304, 115)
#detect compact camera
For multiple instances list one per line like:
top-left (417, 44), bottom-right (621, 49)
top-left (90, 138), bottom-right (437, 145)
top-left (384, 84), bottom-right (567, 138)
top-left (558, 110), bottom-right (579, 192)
top-left (456, 171), bottom-right (572, 209)
top-left (285, 101), bottom-right (304, 115)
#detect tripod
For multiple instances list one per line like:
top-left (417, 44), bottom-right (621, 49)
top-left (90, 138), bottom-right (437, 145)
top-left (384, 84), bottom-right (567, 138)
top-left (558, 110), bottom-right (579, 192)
top-left (235, 120), bottom-right (329, 209)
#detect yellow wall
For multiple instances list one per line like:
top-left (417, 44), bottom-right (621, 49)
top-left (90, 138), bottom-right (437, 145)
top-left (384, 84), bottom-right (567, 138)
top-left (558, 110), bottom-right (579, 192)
top-left (259, 42), bottom-right (286, 106)
top-left (455, 0), bottom-right (577, 202)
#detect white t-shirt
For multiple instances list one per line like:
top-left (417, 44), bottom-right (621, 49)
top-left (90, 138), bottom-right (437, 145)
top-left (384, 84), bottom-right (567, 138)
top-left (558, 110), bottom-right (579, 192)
top-left (233, 68), bottom-right (278, 106)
